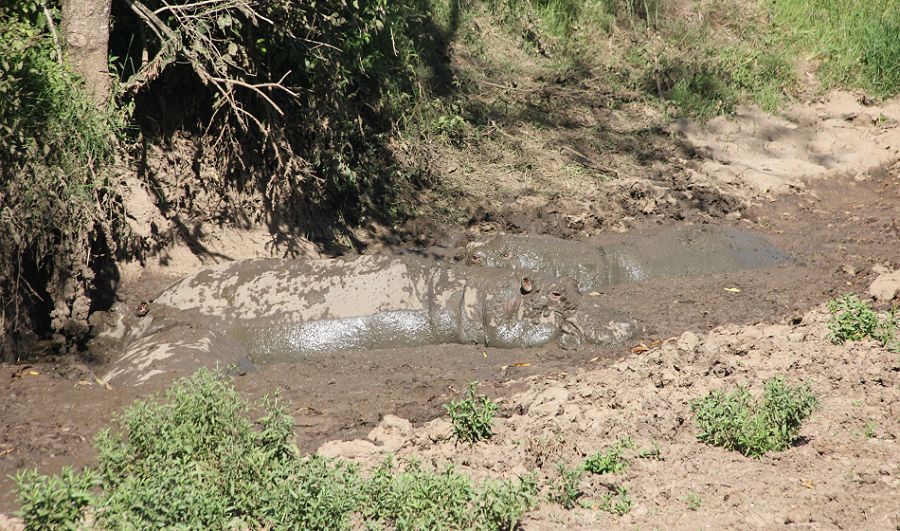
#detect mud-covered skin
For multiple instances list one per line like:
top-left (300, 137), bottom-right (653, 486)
top-left (466, 226), bottom-right (789, 292)
top-left (147, 255), bottom-right (635, 363)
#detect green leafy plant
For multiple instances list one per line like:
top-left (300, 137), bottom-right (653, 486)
top-left (599, 485), bottom-right (633, 516)
top-left (444, 382), bottom-right (500, 443)
top-left (691, 376), bottom-right (818, 458)
top-left (583, 437), bottom-right (633, 475)
top-left (548, 463), bottom-right (584, 509)
top-left (14, 467), bottom-right (97, 530)
top-left (362, 457), bottom-right (537, 530)
top-left (827, 294), bottom-right (899, 352)
top-left (863, 421), bottom-right (878, 439)
top-left (637, 441), bottom-right (664, 460)
top-left (682, 492), bottom-right (702, 511)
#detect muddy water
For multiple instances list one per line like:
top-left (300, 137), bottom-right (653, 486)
top-left (467, 226), bottom-right (790, 293)
top-left (105, 226), bottom-right (788, 382)
top-left (228, 226), bottom-right (786, 364)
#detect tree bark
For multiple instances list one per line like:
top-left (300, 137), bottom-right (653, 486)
top-left (61, 0), bottom-right (113, 104)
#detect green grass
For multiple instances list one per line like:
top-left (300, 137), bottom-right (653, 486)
top-left (827, 294), bottom-right (899, 352)
top-left (444, 381), bottom-right (500, 443)
top-left (690, 376), bottom-right (818, 458)
top-left (770, 0), bottom-right (900, 97)
top-left (16, 370), bottom-right (537, 530)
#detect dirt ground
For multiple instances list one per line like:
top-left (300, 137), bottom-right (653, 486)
top-left (1, 92), bottom-right (899, 526)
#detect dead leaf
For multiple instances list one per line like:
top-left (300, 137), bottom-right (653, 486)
top-left (511, 362), bottom-right (531, 367)
top-left (724, 287), bottom-right (742, 293)
top-left (95, 377), bottom-right (112, 391)
top-left (26, 370), bottom-right (39, 376)
top-left (631, 343), bottom-right (649, 354)
top-left (0, 447), bottom-right (14, 457)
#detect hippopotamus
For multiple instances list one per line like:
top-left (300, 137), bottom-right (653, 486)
top-left (103, 254), bottom-right (636, 386)
top-left (465, 226), bottom-right (789, 293)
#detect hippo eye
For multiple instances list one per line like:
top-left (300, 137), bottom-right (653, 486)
top-left (470, 253), bottom-right (481, 262)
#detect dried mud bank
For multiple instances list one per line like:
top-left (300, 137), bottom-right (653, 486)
top-left (320, 305), bottom-right (900, 529)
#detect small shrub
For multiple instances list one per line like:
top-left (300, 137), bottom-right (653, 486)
top-left (15, 467), bottom-right (97, 530)
top-left (828, 294), bottom-right (880, 343)
top-left (582, 438), bottom-right (632, 475)
top-left (827, 294), bottom-right (899, 352)
top-left (444, 382), bottom-right (499, 443)
top-left (863, 422), bottom-right (878, 439)
top-left (682, 492), bottom-right (702, 511)
top-left (598, 485), bottom-right (632, 516)
top-left (690, 376), bottom-right (817, 458)
top-left (548, 464), bottom-right (583, 509)
top-left (637, 441), bottom-right (663, 461)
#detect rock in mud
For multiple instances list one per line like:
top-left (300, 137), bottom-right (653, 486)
top-left (868, 269), bottom-right (900, 302)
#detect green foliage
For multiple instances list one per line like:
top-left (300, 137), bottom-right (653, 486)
top-left (362, 458), bottom-right (537, 530)
top-left (827, 294), bottom-right (900, 352)
top-left (548, 463), bottom-right (584, 509)
top-left (0, 3), bottom-right (128, 347)
top-left (582, 438), bottom-right (633, 475)
top-left (637, 441), bottom-right (663, 460)
top-left (598, 485), bottom-right (632, 516)
top-left (16, 369), bottom-right (537, 530)
top-left (691, 377), bottom-right (818, 458)
top-left (770, 0), bottom-right (900, 96)
top-left (445, 382), bottom-right (499, 443)
top-left (14, 468), bottom-right (97, 530)
top-left (682, 492), bottom-right (702, 511)
top-left (91, 369), bottom-right (360, 529)
top-left (828, 294), bottom-right (881, 342)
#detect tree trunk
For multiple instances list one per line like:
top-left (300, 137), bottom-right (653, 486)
top-left (61, 0), bottom-right (113, 104)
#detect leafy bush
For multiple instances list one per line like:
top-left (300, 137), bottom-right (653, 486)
top-left (445, 381), bottom-right (500, 443)
top-left (16, 369), bottom-right (537, 529)
top-left (690, 377), bottom-right (817, 458)
top-left (827, 294), bottom-right (899, 352)
top-left (362, 458), bottom-right (537, 530)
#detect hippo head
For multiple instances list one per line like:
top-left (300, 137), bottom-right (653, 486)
top-left (479, 272), bottom-right (584, 348)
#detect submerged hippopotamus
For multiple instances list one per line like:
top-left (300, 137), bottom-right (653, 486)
top-left (465, 226), bottom-right (789, 293)
top-left (104, 255), bottom-right (636, 385)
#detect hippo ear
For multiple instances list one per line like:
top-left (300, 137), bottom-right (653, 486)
top-left (520, 276), bottom-right (534, 294)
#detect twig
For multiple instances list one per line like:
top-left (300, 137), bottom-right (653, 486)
top-left (41, 1), bottom-right (62, 64)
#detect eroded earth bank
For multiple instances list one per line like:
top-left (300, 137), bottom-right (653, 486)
top-left (1, 92), bottom-right (899, 528)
